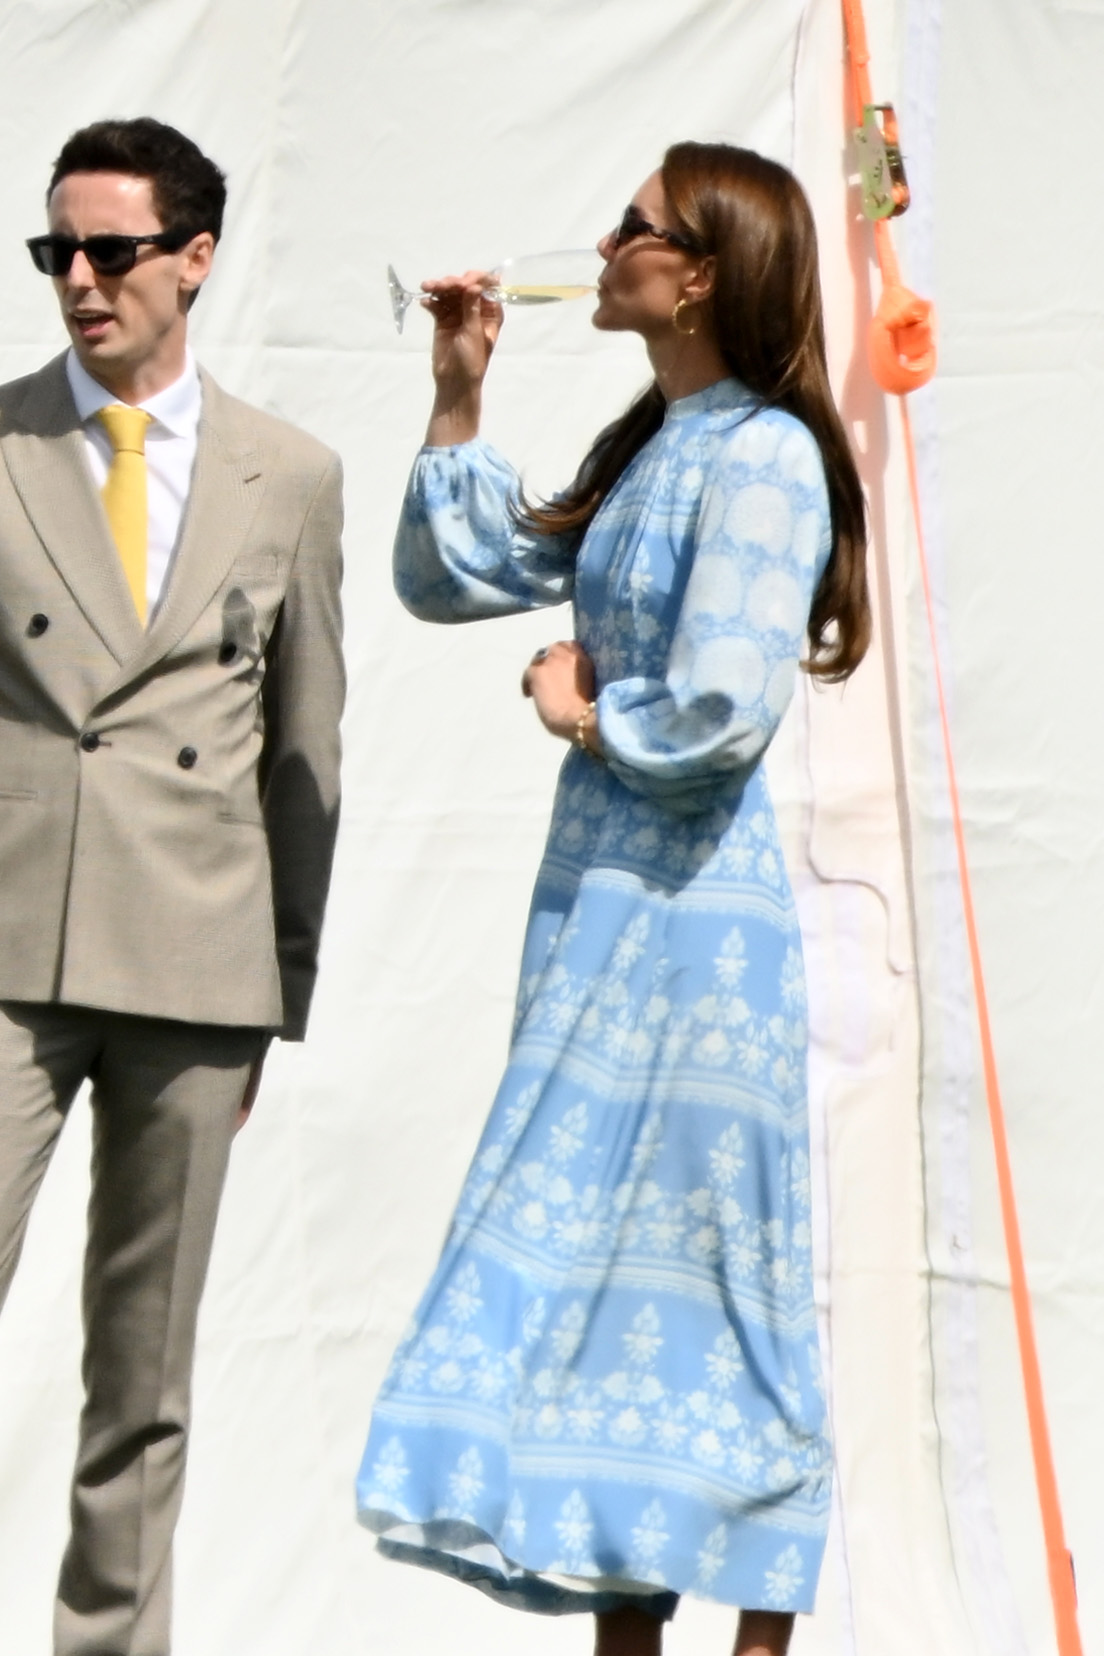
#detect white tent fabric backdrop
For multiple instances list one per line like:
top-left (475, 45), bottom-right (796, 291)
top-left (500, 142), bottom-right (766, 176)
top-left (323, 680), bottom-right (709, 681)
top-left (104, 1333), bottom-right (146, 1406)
top-left (0, 1), bottom-right (1099, 1652)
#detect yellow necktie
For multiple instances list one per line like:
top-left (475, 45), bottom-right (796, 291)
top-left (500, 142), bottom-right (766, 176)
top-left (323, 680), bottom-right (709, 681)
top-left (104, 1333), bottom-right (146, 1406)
top-left (97, 404), bottom-right (152, 623)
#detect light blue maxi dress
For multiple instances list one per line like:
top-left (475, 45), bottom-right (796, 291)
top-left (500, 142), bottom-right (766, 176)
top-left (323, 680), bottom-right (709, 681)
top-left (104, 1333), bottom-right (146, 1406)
top-left (357, 378), bottom-right (834, 1618)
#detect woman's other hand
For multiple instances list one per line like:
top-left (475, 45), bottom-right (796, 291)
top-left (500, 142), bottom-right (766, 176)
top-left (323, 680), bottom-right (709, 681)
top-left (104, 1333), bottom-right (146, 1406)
top-left (521, 641), bottom-right (601, 751)
top-left (423, 270), bottom-right (504, 446)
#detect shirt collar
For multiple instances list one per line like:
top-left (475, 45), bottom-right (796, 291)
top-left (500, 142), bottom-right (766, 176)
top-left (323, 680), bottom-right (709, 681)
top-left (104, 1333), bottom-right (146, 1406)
top-left (65, 347), bottom-right (202, 438)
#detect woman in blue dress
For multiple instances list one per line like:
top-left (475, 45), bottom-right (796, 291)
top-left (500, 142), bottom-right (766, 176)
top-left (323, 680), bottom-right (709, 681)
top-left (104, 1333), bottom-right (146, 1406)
top-left (358, 143), bottom-right (869, 1656)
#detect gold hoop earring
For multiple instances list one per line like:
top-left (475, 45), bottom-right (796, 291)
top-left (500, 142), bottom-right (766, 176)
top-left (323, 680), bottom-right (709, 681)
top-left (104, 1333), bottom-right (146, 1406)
top-left (672, 297), bottom-right (697, 336)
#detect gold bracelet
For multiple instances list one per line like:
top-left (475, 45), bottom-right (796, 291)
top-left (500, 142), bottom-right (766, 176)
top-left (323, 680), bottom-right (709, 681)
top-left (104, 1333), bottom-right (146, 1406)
top-left (574, 701), bottom-right (597, 752)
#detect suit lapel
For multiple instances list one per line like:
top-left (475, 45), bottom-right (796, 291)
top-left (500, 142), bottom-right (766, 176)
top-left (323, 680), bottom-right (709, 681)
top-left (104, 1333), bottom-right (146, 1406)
top-left (113, 372), bottom-right (265, 686)
top-left (0, 355), bottom-right (144, 665)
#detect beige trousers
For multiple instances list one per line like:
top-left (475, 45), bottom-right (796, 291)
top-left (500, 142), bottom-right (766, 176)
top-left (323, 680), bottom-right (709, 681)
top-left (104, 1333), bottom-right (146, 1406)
top-left (0, 1001), bottom-right (264, 1656)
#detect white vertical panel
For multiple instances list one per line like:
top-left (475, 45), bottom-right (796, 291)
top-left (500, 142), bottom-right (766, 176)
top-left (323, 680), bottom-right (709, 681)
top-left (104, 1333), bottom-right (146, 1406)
top-left (787, 6), bottom-right (977, 1652)
top-left (904, 3), bottom-right (1104, 1652)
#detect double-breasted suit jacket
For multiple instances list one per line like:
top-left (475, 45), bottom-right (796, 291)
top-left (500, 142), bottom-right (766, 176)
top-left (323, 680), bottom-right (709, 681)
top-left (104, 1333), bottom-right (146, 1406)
top-left (0, 353), bottom-right (344, 1038)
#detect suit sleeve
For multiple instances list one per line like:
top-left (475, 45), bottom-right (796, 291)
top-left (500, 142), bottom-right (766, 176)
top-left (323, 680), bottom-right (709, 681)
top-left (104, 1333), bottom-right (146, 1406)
top-left (261, 452), bottom-right (345, 1040)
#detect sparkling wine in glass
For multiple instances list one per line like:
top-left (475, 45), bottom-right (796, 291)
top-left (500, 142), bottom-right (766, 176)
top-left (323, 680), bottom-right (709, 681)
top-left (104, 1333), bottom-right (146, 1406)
top-left (387, 250), bottom-right (601, 334)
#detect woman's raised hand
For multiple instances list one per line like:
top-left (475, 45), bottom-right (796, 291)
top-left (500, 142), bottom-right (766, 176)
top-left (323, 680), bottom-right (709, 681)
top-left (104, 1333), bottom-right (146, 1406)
top-left (521, 641), bottom-right (601, 751)
top-left (423, 270), bottom-right (504, 447)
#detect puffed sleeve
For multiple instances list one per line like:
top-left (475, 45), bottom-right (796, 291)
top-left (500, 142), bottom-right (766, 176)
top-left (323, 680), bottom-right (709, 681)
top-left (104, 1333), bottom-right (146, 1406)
top-left (393, 437), bottom-right (577, 621)
top-left (596, 410), bottom-right (833, 815)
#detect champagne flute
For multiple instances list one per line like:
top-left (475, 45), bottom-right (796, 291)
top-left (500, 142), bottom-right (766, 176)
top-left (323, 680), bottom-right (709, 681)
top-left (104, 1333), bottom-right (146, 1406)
top-left (387, 250), bottom-right (601, 334)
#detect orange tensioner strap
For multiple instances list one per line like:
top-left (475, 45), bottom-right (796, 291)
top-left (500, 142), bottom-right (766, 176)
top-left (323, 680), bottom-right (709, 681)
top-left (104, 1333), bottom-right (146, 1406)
top-left (840, 3), bottom-right (1082, 1652)
top-left (842, 0), bottom-right (935, 392)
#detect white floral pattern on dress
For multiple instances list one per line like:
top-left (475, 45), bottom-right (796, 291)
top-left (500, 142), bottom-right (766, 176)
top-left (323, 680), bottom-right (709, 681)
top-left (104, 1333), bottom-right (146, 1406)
top-left (448, 1447), bottom-right (485, 1516)
top-left (366, 1436), bottom-right (409, 1508)
top-left (630, 1500), bottom-right (670, 1584)
top-left (360, 380), bottom-right (834, 1616)
top-left (763, 1544), bottom-right (806, 1608)
top-left (552, 1490), bottom-right (598, 1575)
top-left (695, 1524), bottom-right (729, 1590)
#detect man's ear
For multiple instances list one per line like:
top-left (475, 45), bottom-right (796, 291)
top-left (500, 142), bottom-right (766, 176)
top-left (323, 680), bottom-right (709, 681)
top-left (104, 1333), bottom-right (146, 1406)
top-left (180, 230), bottom-right (215, 309)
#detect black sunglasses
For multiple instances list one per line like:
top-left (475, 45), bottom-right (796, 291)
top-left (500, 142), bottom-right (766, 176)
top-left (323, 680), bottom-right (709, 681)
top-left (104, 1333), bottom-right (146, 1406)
top-left (26, 227), bottom-right (197, 278)
top-left (611, 204), bottom-right (700, 254)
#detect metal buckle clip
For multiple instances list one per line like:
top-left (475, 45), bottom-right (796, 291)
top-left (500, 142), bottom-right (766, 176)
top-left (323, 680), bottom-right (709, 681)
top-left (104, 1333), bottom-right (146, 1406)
top-left (853, 103), bottom-right (910, 220)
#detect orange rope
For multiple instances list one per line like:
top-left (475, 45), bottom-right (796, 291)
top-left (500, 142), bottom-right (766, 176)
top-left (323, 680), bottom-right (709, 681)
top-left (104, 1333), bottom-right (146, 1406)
top-left (841, 0), bottom-right (935, 393)
top-left (840, 6), bottom-right (1082, 1651)
top-left (900, 406), bottom-right (1082, 1656)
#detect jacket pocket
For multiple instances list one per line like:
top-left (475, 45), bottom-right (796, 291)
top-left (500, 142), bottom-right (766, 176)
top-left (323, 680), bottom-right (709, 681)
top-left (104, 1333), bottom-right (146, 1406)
top-left (218, 810), bottom-right (264, 827)
top-left (230, 554), bottom-right (279, 579)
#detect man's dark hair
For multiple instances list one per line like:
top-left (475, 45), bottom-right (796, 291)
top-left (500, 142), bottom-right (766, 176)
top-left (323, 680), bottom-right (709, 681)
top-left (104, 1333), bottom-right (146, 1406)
top-left (48, 117), bottom-right (227, 242)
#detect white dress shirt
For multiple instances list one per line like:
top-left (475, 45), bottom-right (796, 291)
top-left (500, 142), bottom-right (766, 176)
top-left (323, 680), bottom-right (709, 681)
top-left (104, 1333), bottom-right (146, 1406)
top-left (66, 348), bottom-right (202, 622)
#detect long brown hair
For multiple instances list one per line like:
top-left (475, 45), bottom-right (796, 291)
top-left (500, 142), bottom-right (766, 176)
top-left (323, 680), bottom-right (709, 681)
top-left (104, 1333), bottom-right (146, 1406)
top-left (522, 142), bottom-right (869, 681)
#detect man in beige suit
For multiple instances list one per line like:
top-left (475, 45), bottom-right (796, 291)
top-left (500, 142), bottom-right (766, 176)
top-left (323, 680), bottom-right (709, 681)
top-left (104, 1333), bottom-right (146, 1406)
top-left (0, 118), bottom-right (344, 1653)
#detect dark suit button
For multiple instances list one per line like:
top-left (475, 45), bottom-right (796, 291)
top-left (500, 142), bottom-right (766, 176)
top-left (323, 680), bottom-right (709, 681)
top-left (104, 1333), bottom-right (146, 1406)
top-left (80, 732), bottom-right (100, 753)
top-left (218, 642), bottom-right (237, 665)
top-left (28, 613), bottom-right (49, 637)
top-left (177, 746), bottom-right (198, 769)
